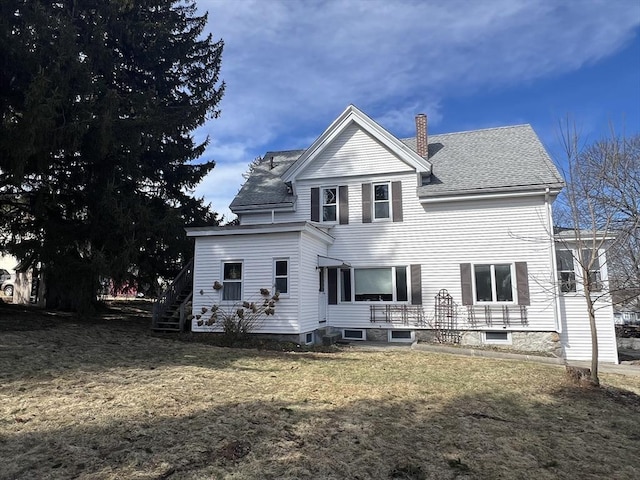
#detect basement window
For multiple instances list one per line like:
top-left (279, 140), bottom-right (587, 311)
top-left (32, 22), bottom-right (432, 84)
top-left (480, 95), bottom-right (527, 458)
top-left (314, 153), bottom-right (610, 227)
top-left (305, 332), bottom-right (314, 345)
top-left (343, 329), bottom-right (365, 341)
top-left (483, 331), bottom-right (511, 344)
top-left (388, 330), bottom-right (414, 343)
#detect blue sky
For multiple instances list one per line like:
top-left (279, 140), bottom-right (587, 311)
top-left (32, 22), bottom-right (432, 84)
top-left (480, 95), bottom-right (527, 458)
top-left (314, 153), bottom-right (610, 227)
top-left (193, 0), bottom-right (640, 221)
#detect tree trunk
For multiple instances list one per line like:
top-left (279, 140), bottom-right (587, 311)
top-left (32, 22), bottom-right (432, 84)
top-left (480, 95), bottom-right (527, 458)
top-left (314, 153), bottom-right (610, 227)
top-left (45, 260), bottom-right (99, 314)
top-left (584, 282), bottom-right (600, 386)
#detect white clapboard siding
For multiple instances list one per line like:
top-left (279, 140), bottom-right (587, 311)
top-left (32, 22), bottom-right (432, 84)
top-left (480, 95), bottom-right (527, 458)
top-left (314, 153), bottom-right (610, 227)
top-left (324, 172), bottom-right (557, 332)
top-left (191, 232), bottom-right (303, 334)
top-left (560, 296), bottom-right (618, 363)
top-left (298, 230), bottom-right (330, 333)
top-left (298, 123), bottom-right (412, 180)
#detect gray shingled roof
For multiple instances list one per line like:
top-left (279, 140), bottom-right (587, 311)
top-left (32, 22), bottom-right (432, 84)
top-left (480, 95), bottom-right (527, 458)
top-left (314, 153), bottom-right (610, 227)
top-left (229, 150), bottom-right (304, 210)
top-left (230, 124), bottom-right (564, 211)
top-left (407, 124), bottom-right (565, 198)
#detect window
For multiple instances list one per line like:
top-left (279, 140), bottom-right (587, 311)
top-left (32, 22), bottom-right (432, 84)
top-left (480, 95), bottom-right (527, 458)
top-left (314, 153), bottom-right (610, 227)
top-left (340, 268), bottom-right (352, 302)
top-left (304, 332), bottom-right (314, 345)
top-left (388, 330), bottom-right (414, 343)
top-left (274, 259), bottom-right (289, 295)
top-left (581, 249), bottom-right (602, 292)
top-left (484, 331), bottom-right (511, 344)
top-left (321, 187), bottom-right (337, 222)
top-left (355, 268), bottom-right (392, 301)
top-left (474, 264), bottom-right (513, 302)
top-left (222, 262), bottom-right (242, 301)
top-left (341, 267), bottom-right (408, 302)
top-left (373, 183), bottom-right (390, 220)
top-left (343, 329), bottom-right (365, 340)
top-left (556, 250), bottom-right (576, 293)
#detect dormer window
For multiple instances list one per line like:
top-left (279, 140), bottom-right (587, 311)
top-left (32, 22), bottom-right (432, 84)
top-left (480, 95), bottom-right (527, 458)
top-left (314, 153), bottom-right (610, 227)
top-left (373, 183), bottom-right (390, 220)
top-left (322, 187), bottom-right (337, 222)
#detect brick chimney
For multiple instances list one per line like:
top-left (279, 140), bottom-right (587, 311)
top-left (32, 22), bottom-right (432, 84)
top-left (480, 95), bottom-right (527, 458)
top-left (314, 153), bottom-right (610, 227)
top-left (415, 113), bottom-right (428, 158)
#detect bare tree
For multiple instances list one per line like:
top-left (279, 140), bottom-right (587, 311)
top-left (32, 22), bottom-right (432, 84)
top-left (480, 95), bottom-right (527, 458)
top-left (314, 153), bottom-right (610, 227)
top-left (554, 122), bottom-right (639, 386)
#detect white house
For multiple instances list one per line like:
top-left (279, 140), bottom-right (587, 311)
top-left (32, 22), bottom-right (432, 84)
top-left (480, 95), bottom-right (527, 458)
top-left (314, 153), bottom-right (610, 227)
top-left (183, 105), bottom-right (618, 363)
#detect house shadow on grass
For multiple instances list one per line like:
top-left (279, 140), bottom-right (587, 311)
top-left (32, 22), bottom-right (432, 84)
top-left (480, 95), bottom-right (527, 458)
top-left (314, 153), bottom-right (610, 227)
top-left (3, 387), bottom-right (640, 480)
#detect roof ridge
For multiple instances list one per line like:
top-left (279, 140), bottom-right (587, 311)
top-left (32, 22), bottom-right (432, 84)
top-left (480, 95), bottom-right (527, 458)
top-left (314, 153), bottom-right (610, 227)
top-left (401, 123), bottom-right (532, 140)
top-left (263, 148), bottom-right (307, 155)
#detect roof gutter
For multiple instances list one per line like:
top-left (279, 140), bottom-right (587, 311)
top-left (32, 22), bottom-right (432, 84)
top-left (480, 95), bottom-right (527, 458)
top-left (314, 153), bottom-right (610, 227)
top-left (419, 188), bottom-right (561, 204)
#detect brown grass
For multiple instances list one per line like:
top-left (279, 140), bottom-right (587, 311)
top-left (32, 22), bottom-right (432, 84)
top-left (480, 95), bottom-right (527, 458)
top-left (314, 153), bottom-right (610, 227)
top-left (1, 301), bottom-right (639, 479)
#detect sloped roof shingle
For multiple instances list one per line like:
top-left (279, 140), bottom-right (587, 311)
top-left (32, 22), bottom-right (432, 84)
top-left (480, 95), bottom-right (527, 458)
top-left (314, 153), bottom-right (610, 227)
top-left (230, 123), bottom-right (564, 211)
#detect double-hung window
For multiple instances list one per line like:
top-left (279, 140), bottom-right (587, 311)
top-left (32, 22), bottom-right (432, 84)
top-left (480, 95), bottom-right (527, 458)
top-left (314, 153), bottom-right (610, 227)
top-left (274, 259), bottom-right (289, 295)
top-left (341, 266), bottom-right (408, 302)
top-left (474, 264), bottom-right (513, 302)
top-left (556, 250), bottom-right (576, 293)
top-left (321, 187), bottom-right (337, 222)
top-left (222, 262), bottom-right (242, 301)
top-left (581, 249), bottom-right (602, 292)
top-left (373, 182), bottom-right (390, 220)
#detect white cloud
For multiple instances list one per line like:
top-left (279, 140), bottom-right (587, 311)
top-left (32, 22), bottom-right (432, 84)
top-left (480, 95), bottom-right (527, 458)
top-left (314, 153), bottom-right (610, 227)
top-left (193, 0), bottom-right (639, 214)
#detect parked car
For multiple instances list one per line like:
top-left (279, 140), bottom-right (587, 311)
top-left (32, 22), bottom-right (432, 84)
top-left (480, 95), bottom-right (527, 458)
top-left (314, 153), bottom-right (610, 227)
top-left (0, 268), bottom-right (15, 297)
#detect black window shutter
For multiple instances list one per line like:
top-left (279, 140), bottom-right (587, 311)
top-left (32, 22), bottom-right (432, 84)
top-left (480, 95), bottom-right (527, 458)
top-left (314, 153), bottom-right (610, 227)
top-left (515, 262), bottom-right (530, 305)
top-left (311, 187), bottom-right (320, 222)
top-left (460, 263), bottom-right (473, 305)
top-left (410, 264), bottom-right (422, 305)
top-left (392, 181), bottom-right (403, 222)
top-left (362, 183), bottom-right (372, 223)
top-left (339, 185), bottom-right (349, 224)
top-left (328, 268), bottom-right (337, 305)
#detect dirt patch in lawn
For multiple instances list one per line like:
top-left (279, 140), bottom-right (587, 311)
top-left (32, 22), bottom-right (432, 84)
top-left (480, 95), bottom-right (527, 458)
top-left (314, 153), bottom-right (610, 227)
top-left (1, 302), bottom-right (639, 479)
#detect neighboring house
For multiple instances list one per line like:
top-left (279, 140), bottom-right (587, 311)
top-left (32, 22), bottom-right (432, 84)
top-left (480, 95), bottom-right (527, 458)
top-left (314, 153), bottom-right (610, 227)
top-left (184, 105), bottom-right (619, 363)
top-left (614, 310), bottom-right (640, 325)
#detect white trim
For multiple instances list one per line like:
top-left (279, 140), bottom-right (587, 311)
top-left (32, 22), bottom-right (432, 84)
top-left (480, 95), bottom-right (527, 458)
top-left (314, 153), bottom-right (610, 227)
top-left (546, 188), bottom-right (563, 333)
top-left (231, 203), bottom-right (295, 214)
top-left (221, 260), bottom-right (243, 302)
top-left (388, 329), bottom-right (415, 343)
top-left (273, 258), bottom-right (290, 297)
top-left (320, 185), bottom-right (338, 224)
top-left (342, 329), bottom-right (366, 341)
top-left (372, 181), bottom-right (392, 221)
top-left (419, 189), bottom-right (556, 204)
top-left (187, 222), bottom-right (335, 245)
top-left (340, 266), bottom-right (410, 304)
top-left (282, 105), bottom-right (431, 183)
top-left (472, 263), bottom-right (516, 305)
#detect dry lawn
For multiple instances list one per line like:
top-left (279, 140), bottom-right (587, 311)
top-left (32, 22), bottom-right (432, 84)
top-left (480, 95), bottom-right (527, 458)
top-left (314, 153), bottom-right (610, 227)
top-left (1, 301), bottom-right (639, 480)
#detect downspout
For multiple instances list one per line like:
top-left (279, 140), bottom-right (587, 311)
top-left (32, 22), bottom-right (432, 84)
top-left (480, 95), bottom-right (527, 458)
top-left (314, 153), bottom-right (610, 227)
top-left (546, 187), bottom-right (563, 333)
top-left (271, 209), bottom-right (275, 223)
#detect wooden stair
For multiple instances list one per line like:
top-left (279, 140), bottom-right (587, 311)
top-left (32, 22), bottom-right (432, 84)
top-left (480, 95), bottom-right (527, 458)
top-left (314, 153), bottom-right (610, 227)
top-left (152, 259), bottom-right (193, 332)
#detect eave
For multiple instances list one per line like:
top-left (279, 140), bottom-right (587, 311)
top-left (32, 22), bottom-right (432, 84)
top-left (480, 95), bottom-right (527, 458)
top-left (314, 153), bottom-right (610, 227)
top-left (282, 104), bottom-right (431, 183)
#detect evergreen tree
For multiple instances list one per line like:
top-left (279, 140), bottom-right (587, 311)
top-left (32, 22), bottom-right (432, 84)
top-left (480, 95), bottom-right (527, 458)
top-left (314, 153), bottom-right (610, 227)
top-left (0, 1), bottom-right (224, 311)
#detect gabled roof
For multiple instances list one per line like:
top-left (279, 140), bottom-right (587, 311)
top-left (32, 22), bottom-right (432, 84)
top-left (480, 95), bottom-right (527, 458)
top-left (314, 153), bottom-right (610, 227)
top-left (407, 124), bottom-right (565, 199)
top-left (230, 108), bottom-right (565, 213)
top-left (281, 104), bottom-right (431, 182)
